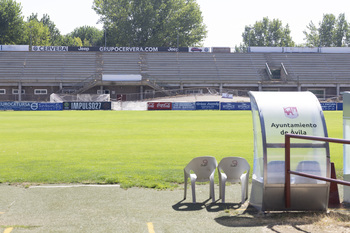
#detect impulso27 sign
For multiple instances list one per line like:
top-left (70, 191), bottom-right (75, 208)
top-left (63, 102), bottom-right (111, 110)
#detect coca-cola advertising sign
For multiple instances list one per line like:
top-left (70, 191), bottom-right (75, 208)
top-left (147, 102), bottom-right (172, 110)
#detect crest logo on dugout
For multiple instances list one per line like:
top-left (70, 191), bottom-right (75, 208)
top-left (283, 107), bottom-right (299, 119)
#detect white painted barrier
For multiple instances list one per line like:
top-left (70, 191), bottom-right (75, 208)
top-left (112, 101), bottom-right (148, 111)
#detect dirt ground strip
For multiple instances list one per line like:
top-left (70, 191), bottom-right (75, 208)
top-left (1, 184), bottom-right (350, 232)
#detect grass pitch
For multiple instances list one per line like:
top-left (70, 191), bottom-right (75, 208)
top-left (0, 111), bottom-right (343, 189)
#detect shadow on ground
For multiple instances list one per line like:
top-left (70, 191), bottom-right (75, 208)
top-left (172, 198), bottom-right (211, 211)
top-left (172, 198), bottom-right (244, 212)
top-left (173, 198), bottom-right (350, 232)
top-left (214, 204), bottom-right (350, 232)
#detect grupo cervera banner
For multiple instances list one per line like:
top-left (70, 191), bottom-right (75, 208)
top-left (220, 102), bottom-right (251, 111)
top-left (70, 47), bottom-right (161, 52)
top-left (172, 102), bottom-right (196, 110)
top-left (63, 102), bottom-right (111, 110)
top-left (97, 47), bottom-right (189, 52)
top-left (147, 102), bottom-right (172, 110)
top-left (66, 47), bottom-right (189, 52)
top-left (0, 102), bottom-right (62, 111)
top-left (32, 46), bottom-right (189, 52)
top-left (32, 46), bottom-right (68, 52)
top-left (195, 102), bottom-right (220, 110)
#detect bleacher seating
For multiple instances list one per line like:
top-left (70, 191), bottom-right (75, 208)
top-left (0, 52), bottom-right (96, 83)
top-left (1, 50), bottom-right (350, 100)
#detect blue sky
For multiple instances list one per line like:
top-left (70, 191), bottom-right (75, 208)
top-left (17, 0), bottom-right (350, 47)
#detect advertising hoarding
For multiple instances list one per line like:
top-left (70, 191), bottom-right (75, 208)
top-left (189, 47), bottom-right (211, 53)
top-left (63, 102), bottom-right (111, 110)
top-left (0, 45), bottom-right (29, 51)
top-left (172, 102), bottom-right (196, 110)
top-left (320, 102), bottom-right (337, 111)
top-left (338, 103), bottom-right (343, 111)
top-left (195, 102), bottom-right (220, 110)
top-left (32, 46), bottom-right (68, 52)
top-left (0, 102), bottom-right (62, 111)
top-left (220, 102), bottom-right (251, 110)
top-left (147, 102), bottom-right (172, 110)
top-left (32, 46), bottom-right (189, 53)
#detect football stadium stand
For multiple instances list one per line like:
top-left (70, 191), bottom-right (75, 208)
top-left (0, 46), bottom-right (350, 101)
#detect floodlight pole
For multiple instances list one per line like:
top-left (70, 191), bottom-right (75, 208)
top-left (177, 33), bottom-right (179, 49)
top-left (29, 26), bottom-right (33, 51)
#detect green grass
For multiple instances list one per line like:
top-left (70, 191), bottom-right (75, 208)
top-left (324, 111), bottom-right (343, 173)
top-left (0, 111), bottom-right (343, 188)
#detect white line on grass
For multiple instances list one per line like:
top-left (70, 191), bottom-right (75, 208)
top-left (29, 184), bottom-right (120, 189)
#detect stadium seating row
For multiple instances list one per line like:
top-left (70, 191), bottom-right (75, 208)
top-left (0, 51), bottom-right (350, 100)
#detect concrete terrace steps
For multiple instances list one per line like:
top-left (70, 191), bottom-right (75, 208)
top-left (0, 51), bottom-right (350, 86)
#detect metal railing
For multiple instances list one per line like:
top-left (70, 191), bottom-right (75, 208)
top-left (284, 133), bottom-right (350, 208)
top-left (265, 63), bottom-right (273, 79)
top-left (281, 62), bottom-right (288, 76)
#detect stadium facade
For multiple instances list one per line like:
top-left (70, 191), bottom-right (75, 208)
top-left (0, 45), bottom-right (350, 102)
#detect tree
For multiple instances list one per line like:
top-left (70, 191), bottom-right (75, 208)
top-left (236, 17), bottom-right (294, 52)
top-left (303, 21), bottom-right (319, 47)
top-left (69, 26), bottom-right (103, 46)
top-left (61, 35), bottom-right (83, 46)
top-left (22, 14), bottom-right (51, 46)
top-left (25, 20), bottom-right (51, 46)
top-left (93, 0), bottom-right (207, 47)
top-left (40, 14), bottom-right (62, 46)
top-left (0, 0), bottom-right (25, 44)
top-left (27, 13), bottom-right (62, 46)
top-left (304, 13), bottom-right (349, 47)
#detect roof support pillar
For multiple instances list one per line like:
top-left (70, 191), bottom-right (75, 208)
top-left (18, 82), bottom-right (22, 101)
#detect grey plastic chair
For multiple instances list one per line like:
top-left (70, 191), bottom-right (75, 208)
top-left (218, 157), bottom-right (250, 203)
top-left (267, 160), bottom-right (285, 184)
top-left (295, 161), bottom-right (321, 184)
top-left (184, 156), bottom-right (217, 203)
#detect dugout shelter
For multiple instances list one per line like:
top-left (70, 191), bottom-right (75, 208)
top-left (249, 91), bottom-right (330, 211)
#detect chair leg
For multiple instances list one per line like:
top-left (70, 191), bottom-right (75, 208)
top-left (210, 179), bottom-right (215, 202)
top-left (241, 183), bottom-right (245, 203)
top-left (221, 175), bottom-right (227, 203)
top-left (241, 175), bottom-right (249, 203)
top-left (191, 180), bottom-right (196, 203)
top-left (184, 178), bottom-right (187, 200)
top-left (221, 182), bottom-right (226, 203)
